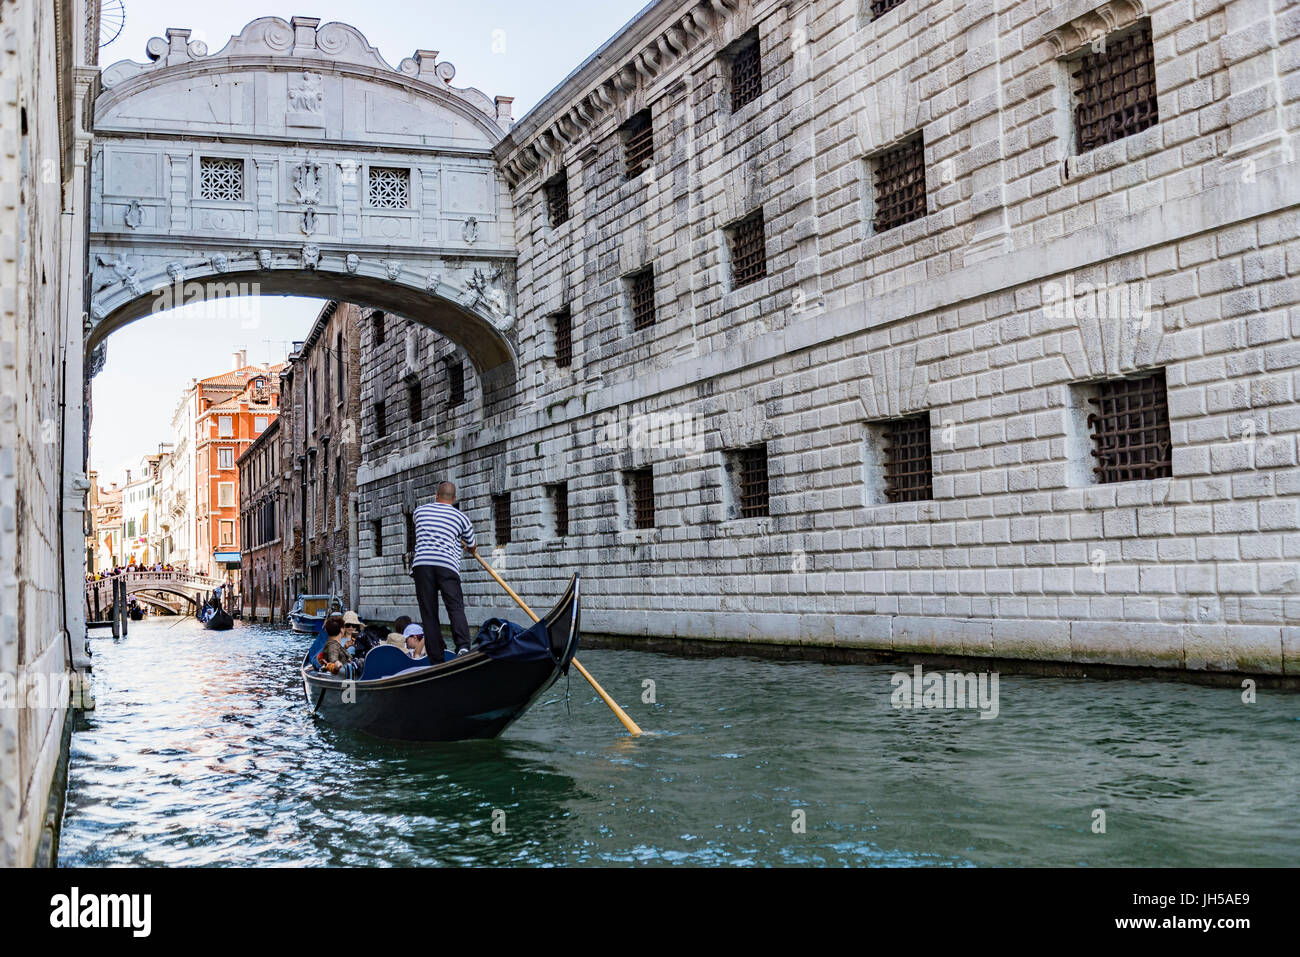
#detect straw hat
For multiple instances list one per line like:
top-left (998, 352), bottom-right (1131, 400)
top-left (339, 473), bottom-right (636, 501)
top-left (342, 610), bottom-right (362, 626)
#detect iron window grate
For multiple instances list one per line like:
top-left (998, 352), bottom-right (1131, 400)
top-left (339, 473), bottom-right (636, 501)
top-left (551, 483), bottom-right (569, 538)
top-left (553, 307), bottom-right (573, 368)
top-left (368, 166), bottom-right (410, 208)
top-left (629, 468), bottom-right (655, 529)
top-left (1072, 23), bottom-right (1158, 153)
top-left (199, 157), bottom-right (244, 201)
top-left (1087, 371), bottom-right (1172, 483)
top-left (622, 110), bottom-right (654, 178)
top-left (729, 210), bottom-right (768, 288)
top-left (872, 135), bottom-right (926, 233)
top-left (449, 360), bottom-right (465, 406)
top-left (737, 445), bottom-right (770, 518)
top-left (494, 493), bottom-right (512, 546)
top-left (544, 172), bottom-right (570, 226)
top-left (630, 268), bottom-right (656, 331)
top-left (731, 35), bottom-right (762, 111)
top-left (883, 414), bottom-right (933, 502)
top-left (870, 0), bottom-right (907, 17)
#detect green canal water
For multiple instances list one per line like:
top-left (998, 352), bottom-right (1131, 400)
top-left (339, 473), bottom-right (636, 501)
top-left (59, 617), bottom-right (1299, 867)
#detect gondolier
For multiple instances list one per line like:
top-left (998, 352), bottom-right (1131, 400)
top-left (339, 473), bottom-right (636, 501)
top-left (412, 481), bottom-right (476, 657)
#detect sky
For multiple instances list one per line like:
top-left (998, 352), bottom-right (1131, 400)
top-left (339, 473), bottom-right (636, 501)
top-left (90, 0), bottom-right (650, 486)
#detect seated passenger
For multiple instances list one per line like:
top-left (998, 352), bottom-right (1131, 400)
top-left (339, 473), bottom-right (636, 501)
top-left (316, 616), bottom-right (352, 674)
top-left (402, 623), bottom-right (426, 659)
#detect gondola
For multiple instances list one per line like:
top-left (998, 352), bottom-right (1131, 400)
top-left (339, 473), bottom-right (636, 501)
top-left (128, 605), bottom-right (144, 621)
top-left (198, 601), bottom-right (234, 631)
top-left (301, 574), bottom-right (581, 742)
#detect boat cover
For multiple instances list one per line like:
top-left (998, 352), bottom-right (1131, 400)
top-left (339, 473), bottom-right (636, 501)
top-left (473, 617), bottom-right (565, 668)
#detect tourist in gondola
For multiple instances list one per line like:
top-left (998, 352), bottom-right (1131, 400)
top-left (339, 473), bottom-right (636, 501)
top-left (411, 481), bottom-right (476, 657)
top-left (316, 616), bottom-right (354, 675)
top-left (402, 622), bottom-right (426, 659)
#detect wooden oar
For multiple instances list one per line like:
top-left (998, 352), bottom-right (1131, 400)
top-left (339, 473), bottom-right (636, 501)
top-left (473, 551), bottom-right (642, 736)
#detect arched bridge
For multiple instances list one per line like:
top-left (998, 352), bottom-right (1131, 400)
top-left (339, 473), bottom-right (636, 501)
top-left (86, 570), bottom-right (227, 614)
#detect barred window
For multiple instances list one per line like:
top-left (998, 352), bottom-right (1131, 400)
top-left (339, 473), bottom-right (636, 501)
top-left (404, 511), bottom-right (415, 554)
top-left (728, 209), bottom-right (768, 289)
top-left (368, 166), bottom-right (410, 208)
top-left (627, 468), bottom-right (655, 529)
top-left (544, 171), bottom-right (570, 227)
top-left (199, 157), bottom-right (244, 201)
top-left (1087, 371), bottom-right (1172, 483)
top-left (871, 135), bottom-right (926, 233)
top-left (549, 483), bottom-right (569, 538)
top-left (375, 400), bottom-right (386, 439)
top-left (372, 519), bottom-right (383, 557)
top-left (1071, 22), bottom-right (1159, 154)
top-left (868, 0), bottom-right (907, 18)
top-left (407, 379), bottom-right (422, 423)
top-left (493, 493), bottom-right (512, 546)
top-left (373, 310), bottom-right (386, 345)
top-left (629, 267), bottom-right (656, 331)
top-left (732, 445), bottom-right (770, 518)
top-left (553, 306), bottom-right (573, 368)
top-left (882, 414), bottom-right (933, 502)
top-left (729, 31), bottom-right (762, 111)
top-left (622, 110), bottom-right (654, 178)
top-left (448, 359), bottom-right (465, 406)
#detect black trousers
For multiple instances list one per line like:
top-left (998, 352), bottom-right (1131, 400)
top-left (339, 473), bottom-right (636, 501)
top-left (413, 565), bottom-right (471, 655)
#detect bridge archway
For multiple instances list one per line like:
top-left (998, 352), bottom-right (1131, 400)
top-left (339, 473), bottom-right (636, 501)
top-left (87, 16), bottom-right (519, 387)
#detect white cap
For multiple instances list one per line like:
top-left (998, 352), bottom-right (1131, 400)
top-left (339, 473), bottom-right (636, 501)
top-left (402, 623), bottom-right (424, 639)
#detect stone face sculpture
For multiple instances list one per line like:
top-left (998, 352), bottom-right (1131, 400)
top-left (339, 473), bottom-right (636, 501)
top-left (345, 253), bottom-right (360, 274)
top-left (301, 244), bottom-right (320, 269)
top-left (210, 253), bottom-right (229, 273)
top-left (384, 260), bottom-right (401, 281)
top-left (257, 249), bottom-right (273, 269)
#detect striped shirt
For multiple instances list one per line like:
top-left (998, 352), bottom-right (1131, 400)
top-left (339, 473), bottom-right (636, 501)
top-left (412, 501), bottom-right (475, 572)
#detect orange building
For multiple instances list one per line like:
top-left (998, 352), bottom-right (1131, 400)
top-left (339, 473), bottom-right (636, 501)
top-left (192, 355), bottom-right (283, 580)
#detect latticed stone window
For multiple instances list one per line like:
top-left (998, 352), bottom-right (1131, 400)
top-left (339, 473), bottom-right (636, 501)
top-left (493, 493), bottom-right (512, 546)
top-left (552, 306), bottom-right (573, 368)
top-left (882, 414), bottom-right (933, 502)
top-left (728, 209), bottom-right (768, 289)
top-left (199, 157), bottom-right (244, 201)
top-left (871, 135), bottom-right (926, 233)
top-left (549, 483), bottom-right (569, 538)
top-left (868, 0), bottom-right (907, 18)
top-left (1087, 370), bottom-right (1172, 483)
top-left (368, 166), bottom-right (410, 208)
top-left (544, 171), bottom-right (570, 227)
top-left (731, 445), bottom-right (770, 518)
top-left (621, 109), bottom-right (654, 178)
top-left (729, 30), bottom-right (762, 111)
top-left (1070, 22), bottom-right (1159, 153)
top-left (448, 358), bottom-right (465, 406)
top-left (626, 468), bottom-right (655, 529)
top-left (628, 267), bottom-right (656, 331)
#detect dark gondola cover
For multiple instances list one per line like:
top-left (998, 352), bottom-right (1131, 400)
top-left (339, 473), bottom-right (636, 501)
top-left (199, 601), bottom-right (234, 631)
top-left (301, 574), bottom-right (581, 742)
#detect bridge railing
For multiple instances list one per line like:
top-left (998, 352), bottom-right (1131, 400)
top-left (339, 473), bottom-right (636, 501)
top-left (85, 570), bottom-right (226, 596)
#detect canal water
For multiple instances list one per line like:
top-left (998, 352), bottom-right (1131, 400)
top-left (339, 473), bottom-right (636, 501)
top-left (59, 617), bottom-right (1298, 867)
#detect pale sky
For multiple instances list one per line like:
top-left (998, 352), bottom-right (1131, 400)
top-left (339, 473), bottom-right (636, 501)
top-left (90, 0), bottom-right (649, 486)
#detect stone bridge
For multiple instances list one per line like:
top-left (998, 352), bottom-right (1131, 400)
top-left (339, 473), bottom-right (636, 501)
top-left (86, 570), bottom-right (227, 614)
top-left (86, 16), bottom-right (520, 392)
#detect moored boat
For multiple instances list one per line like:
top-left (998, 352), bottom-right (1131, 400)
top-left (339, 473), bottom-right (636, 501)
top-left (288, 594), bottom-right (344, 634)
top-left (301, 574), bottom-right (581, 742)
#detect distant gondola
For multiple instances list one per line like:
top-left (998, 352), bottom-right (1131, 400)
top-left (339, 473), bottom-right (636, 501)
top-left (301, 574), bottom-right (580, 742)
top-left (198, 600), bottom-right (234, 631)
top-left (128, 605), bottom-right (144, 621)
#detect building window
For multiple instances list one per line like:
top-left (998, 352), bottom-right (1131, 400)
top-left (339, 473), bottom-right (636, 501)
top-left (728, 445), bottom-right (770, 518)
top-left (1070, 22), bottom-right (1159, 154)
top-left (218, 447), bottom-right (234, 469)
top-left (621, 109), bottom-right (654, 178)
top-left (628, 267), bottom-right (656, 331)
top-left (881, 414), bottom-right (933, 502)
top-left (728, 30), bottom-right (762, 111)
top-left (372, 519), bottom-right (383, 557)
top-left (220, 520), bottom-right (234, 546)
top-left (727, 209), bottom-right (768, 289)
top-left (373, 310), bottom-right (386, 345)
top-left (199, 157), bottom-right (244, 201)
top-left (552, 306), bottom-right (573, 368)
top-left (254, 416), bottom-right (268, 433)
top-left (404, 511), bottom-right (415, 556)
top-left (218, 482), bottom-right (236, 508)
top-left (549, 483), bottom-right (569, 538)
top-left (336, 331), bottom-right (344, 402)
top-left (544, 170), bottom-right (570, 227)
top-left (449, 359), bottom-right (466, 406)
top-left (375, 400), bottom-right (386, 438)
top-left (218, 416), bottom-right (233, 438)
top-left (1086, 371), bottom-right (1172, 483)
top-left (868, 0), bottom-right (907, 18)
top-left (625, 468), bottom-right (655, 530)
top-left (493, 493), bottom-right (512, 546)
top-left (368, 166), bottom-right (410, 208)
top-left (871, 134), bottom-right (926, 233)
top-left (407, 378), bottom-right (423, 422)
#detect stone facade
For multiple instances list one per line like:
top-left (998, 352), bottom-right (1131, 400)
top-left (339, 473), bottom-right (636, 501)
top-left (279, 301), bottom-right (363, 606)
top-left (238, 417), bottom-right (283, 620)
top-left (351, 0), bottom-right (1300, 677)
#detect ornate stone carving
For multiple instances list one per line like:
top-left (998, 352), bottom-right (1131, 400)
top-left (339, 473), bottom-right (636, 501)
top-left (287, 71), bottom-right (324, 115)
top-left (165, 262), bottom-right (184, 282)
top-left (463, 216), bottom-right (479, 245)
top-left (301, 208), bottom-right (317, 236)
top-left (257, 249), bottom-right (273, 269)
top-left (345, 253), bottom-right (360, 274)
top-left (301, 244), bottom-right (320, 269)
top-left (293, 157), bottom-right (323, 204)
top-left (210, 253), bottom-right (229, 273)
top-left (424, 268), bottom-right (440, 293)
top-left (124, 199), bottom-right (143, 229)
top-left (383, 260), bottom-right (401, 281)
top-left (96, 253), bottom-right (143, 295)
top-left (462, 265), bottom-right (513, 330)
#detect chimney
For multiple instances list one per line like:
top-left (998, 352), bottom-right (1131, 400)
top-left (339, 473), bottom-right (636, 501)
top-left (232, 349), bottom-right (248, 370)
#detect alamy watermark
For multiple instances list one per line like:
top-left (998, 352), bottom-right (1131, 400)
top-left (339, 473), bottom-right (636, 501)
top-left (1042, 277), bottom-right (1152, 330)
top-left (890, 664), bottom-right (1000, 719)
top-left (594, 406), bottom-right (705, 455)
top-left (151, 277), bottom-right (262, 327)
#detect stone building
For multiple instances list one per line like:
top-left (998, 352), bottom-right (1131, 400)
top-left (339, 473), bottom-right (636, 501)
top-left (354, 0), bottom-right (1300, 677)
top-left (280, 301), bottom-right (363, 606)
top-left (238, 417), bottom-right (283, 620)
